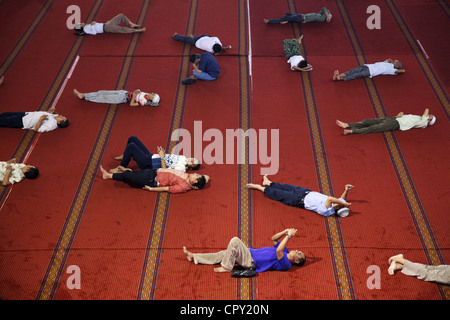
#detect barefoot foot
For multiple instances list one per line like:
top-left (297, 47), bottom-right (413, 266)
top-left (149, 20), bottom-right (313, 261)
top-left (73, 89), bottom-right (85, 99)
top-left (336, 120), bottom-right (349, 129)
top-left (262, 174), bottom-right (272, 186)
top-left (183, 246), bottom-right (194, 262)
top-left (333, 70), bottom-right (340, 81)
top-left (214, 266), bottom-right (232, 273)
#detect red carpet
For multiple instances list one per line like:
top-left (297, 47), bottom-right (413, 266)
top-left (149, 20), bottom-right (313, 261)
top-left (0, 0), bottom-right (449, 304)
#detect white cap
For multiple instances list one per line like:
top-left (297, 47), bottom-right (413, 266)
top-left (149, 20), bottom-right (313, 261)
top-left (337, 208), bottom-right (349, 217)
top-left (428, 116), bottom-right (436, 126)
top-left (152, 93), bottom-right (160, 104)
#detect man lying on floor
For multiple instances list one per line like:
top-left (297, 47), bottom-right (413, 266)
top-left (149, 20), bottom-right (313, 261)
top-left (183, 228), bottom-right (306, 273)
top-left (74, 89), bottom-right (160, 107)
top-left (0, 107), bottom-right (69, 132)
top-left (246, 175), bottom-right (353, 217)
top-left (336, 108), bottom-right (436, 135)
top-left (333, 58), bottom-right (405, 81)
top-left (100, 166), bottom-right (209, 193)
top-left (110, 136), bottom-right (200, 173)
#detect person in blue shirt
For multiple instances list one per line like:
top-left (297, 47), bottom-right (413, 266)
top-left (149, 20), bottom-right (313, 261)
top-left (183, 228), bottom-right (306, 273)
top-left (182, 53), bottom-right (220, 85)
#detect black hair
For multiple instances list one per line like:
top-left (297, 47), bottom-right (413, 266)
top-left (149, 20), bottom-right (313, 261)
top-left (212, 44), bottom-right (222, 53)
top-left (293, 253), bottom-right (306, 267)
top-left (298, 60), bottom-right (308, 69)
top-left (24, 167), bottom-right (39, 180)
top-left (191, 163), bottom-right (201, 170)
top-left (189, 54), bottom-right (200, 63)
top-left (58, 119), bottom-right (70, 128)
top-left (192, 175), bottom-right (206, 189)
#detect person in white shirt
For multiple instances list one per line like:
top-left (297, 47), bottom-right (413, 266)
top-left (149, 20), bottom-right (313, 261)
top-left (73, 89), bottom-right (160, 107)
top-left (74, 13), bottom-right (146, 35)
top-left (246, 175), bottom-right (353, 217)
top-left (0, 107), bottom-right (69, 132)
top-left (109, 136), bottom-right (200, 173)
top-left (333, 58), bottom-right (405, 81)
top-left (172, 33), bottom-right (231, 55)
top-left (336, 108), bottom-right (436, 135)
top-left (283, 35), bottom-right (312, 72)
top-left (1, 158), bottom-right (39, 186)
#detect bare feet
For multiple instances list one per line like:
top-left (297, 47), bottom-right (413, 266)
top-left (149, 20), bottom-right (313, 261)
top-left (336, 120), bottom-right (349, 129)
top-left (134, 27), bottom-right (146, 33)
top-left (262, 174), bottom-right (272, 186)
top-left (109, 166), bottom-right (130, 174)
top-left (183, 246), bottom-right (194, 262)
top-left (214, 266), bottom-right (232, 273)
top-left (263, 19), bottom-right (269, 23)
top-left (343, 129), bottom-right (353, 135)
top-left (389, 254), bottom-right (404, 265)
top-left (100, 165), bottom-right (113, 180)
top-left (388, 254), bottom-right (405, 275)
top-left (333, 70), bottom-right (340, 81)
top-left (73, 89), bottom-right (85, 99)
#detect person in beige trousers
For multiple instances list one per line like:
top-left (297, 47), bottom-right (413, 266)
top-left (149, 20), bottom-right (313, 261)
top-left (183, 228), bottom-right (306, 273)
top-left (388, 254), bottom-right (450, 285)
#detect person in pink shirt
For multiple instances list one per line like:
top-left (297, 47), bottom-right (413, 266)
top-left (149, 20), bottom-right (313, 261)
top-left (99, 166), bottom-right (209, 193)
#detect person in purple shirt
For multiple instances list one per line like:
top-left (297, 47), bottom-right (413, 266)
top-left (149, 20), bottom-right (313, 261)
top-left (183, 228), bottom-right (306, 273)
top-left (182, 53), bottom-right (220, 85)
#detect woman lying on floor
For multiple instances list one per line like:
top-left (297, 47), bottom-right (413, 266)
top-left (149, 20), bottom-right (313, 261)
top-left (100, 165), bottom-right (209, 194)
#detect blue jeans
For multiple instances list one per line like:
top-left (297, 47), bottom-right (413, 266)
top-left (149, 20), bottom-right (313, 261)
top-left (193, 70), bottom-right (216, 81)
top-left (120, 136), bottom-right (160, 169)
top-left (264, 182), bottom-right (311, 208)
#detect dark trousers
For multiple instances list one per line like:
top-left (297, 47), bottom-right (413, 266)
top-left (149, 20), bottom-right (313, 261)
top-left (0, 112), bottom-right (25, 128)
top-left (121, 136), bottom-right (160, 169)
top-left (112, 169), bottom-right (158, 189)
top-left (173, 34), bottom-right (208, 45)
top-left (263, 182), bottom-right (311, 208)
top-left (267, 13), bottom-right (304, 24)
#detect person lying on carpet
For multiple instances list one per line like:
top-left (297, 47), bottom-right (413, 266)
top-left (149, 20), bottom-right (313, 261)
top-left (100, 166), bottom-right (209, 194)
top-left (173, 33), bottom-right (232, 55)
top-left (1, 158), bottom-right (39, 186)
top-left (183, 228), bottom-right (306, 273)
top-left (182, 53), bottom-right (220, 85)
top-left (388, 254), bottom-right (450, 285)
top-left (283, 35), bottom-right (313, 72)
top-left (333, 58), bottom-right (405, 81)
top-left (0, 107), bottom-right (69, 132)
top-left (336, 108), bottom-right (436, 135)
top-left (110, 136), bottom-right (200, 173)
top-left (246, 175), bottom-right (352, 218)
top-left (264, 7), bottom-right (332, 24)
top-left (74, 13), bottom-right (146, 35)
top-left (73, 89), bottom-right (160, 107)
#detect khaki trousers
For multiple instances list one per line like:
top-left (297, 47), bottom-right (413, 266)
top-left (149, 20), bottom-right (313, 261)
top-left (104, 14), bottom-right (136, 34)
top-left (402, 260), bottom-right (450, 285)
top-left (193, 237), bottom-right (254, 270)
